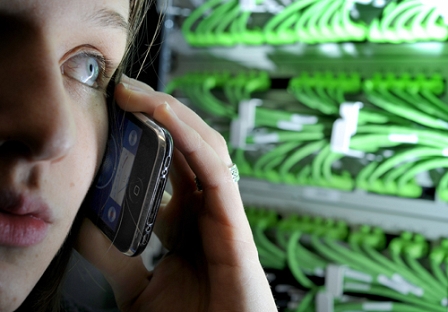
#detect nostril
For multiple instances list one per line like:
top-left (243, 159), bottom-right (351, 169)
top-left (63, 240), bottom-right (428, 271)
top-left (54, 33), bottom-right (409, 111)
top-left (0, 140), bottom-right (33, 159)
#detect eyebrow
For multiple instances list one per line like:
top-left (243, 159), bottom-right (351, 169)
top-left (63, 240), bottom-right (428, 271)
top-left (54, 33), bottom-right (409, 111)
top-left (85, 8), bottom-right (129, 34)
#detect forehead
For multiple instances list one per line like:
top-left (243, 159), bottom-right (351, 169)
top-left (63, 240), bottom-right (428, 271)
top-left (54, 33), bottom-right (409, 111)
top-left (0, 0), bottom-right (129, 32)
top-left (0, 0), bottom-right (130, 64)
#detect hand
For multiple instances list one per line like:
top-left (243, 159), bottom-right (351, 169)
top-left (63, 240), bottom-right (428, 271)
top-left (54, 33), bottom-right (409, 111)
top-left (76, 76), bottom-right (277, 312)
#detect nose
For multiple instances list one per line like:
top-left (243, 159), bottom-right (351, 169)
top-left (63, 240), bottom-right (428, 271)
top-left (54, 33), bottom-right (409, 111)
top-left (0, 27), bottom-right (76, 162)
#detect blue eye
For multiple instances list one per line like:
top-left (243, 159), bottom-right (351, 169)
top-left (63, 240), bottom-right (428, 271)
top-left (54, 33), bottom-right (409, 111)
top-left (62, 53), bottom-right (104, 88)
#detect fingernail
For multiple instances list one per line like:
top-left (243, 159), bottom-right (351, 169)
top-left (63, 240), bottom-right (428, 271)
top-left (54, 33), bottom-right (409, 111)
top-left (119, 74), bottom-right (154, 92)
top-left (163, 102), bottom-right (176, 117)
top-left (120, 81), bottom-right (143, 92)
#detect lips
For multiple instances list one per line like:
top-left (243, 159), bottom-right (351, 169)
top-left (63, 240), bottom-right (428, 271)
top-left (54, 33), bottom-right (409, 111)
top-left (0, 190), bottom-right (52, 247)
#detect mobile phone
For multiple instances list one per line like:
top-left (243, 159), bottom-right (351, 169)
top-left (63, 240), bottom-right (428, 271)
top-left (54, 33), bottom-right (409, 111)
top-left (85, 105), bottom-right (173, 257)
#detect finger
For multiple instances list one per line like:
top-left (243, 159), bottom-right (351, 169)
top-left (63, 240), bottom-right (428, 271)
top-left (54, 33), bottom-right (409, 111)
top-left (114, 78), bottom-right (232, 166)
top-left (153, 103), bottom-right (240, 205)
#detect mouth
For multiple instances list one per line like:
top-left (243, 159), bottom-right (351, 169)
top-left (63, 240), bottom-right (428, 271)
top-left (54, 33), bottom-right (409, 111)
top-left (0, 190), bottom-right (53, 247)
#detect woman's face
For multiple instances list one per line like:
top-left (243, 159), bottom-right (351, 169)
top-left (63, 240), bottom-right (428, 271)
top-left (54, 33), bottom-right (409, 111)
top-left (0, 0), bottom-right (129, 310)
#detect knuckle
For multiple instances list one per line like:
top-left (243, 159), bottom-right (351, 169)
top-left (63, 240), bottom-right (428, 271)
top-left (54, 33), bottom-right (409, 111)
top-left (183, 130), bottom-right (204, 157)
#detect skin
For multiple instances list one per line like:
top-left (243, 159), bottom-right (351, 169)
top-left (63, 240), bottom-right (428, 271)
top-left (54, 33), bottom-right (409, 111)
top-left (0, 0), bottom-right (277, 311)
top-left (0, 0), bottom-right (128, 311)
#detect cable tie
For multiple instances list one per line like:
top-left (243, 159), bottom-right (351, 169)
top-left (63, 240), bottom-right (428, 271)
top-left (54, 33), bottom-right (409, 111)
top-left (230, 99), bottom-right (261, 149)
top-left (344, 268), bottom-right (373, 283)
top-left (391, 274), bottom-right (424, 297)
top-left (330, 102), bottom-right (364, 157)
top-left (388, 134), bottom-right (418, 144)
top-left (326, 264), bottom-right (346, 298)
top-left (277, 120), bottom-right (303, 131)
top-left (315, 291), bottom-right (334, 312)
top-left (438, 119), bottom-right (448, 129)
top-left (377, 274), bottom-right (409, 295)
top-left (252, 133), bottom-right (280, 144)
top-left (291, 114), bottom-right (318, 125)
top-left (362, 302), bottom-right (393, 311)
top-left (441, 298), bottom-right (448, 307)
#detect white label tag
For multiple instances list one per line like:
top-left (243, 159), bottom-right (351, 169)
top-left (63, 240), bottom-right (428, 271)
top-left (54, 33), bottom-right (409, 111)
top-left (303, 187), bottom-right (340, 202)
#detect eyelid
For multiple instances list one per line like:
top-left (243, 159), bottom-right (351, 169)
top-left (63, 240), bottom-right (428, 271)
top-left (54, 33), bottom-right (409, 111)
top-left (61, 46), bottom-right (115, 89)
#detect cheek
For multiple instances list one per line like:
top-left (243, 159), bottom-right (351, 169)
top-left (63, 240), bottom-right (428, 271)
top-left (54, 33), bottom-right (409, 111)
top-left (51, 96), bottom-right (108, 221)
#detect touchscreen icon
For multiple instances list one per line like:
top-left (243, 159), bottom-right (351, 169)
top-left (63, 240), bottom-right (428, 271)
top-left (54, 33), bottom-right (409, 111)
top-left (107, 206), bottom-right (117, 223)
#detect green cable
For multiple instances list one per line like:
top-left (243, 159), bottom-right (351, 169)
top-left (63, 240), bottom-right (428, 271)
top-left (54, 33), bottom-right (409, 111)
top-left (274, 13), bottom-right (301, 45)
top-left (316, 0), bottom-right (343, 41)
top-left (368, 147), bottom-right (446, 185)
top-left (334, 301), bottom-right (435, 312)
top-left (181, 0), bottom-right (223, 46)
top-left (321, 150), bottom-right (353, 191)
top-left (394, 87), bottom-right (448, 122)
top-left (306, 0), bottom-right (341, 43)
top-left (365, 85), bottom-right (448, 130)
top-left (296, 287), bottom-right (319, 312)
top-left (382, 160), bottom-right (420, 197)
top-left (390, 88), bottom-right (448, 121)
top-left (184, 80), bottom-right (230, 117)
top-left (391, 252), bottom-right (443, 302)
top-left (430, 253), bottom-right (448, 287)
top-left (360, 243), bottom-right (438, 300)
top-left (214, 1), bottom-right (240, 46)
top-left (436, 170), bottom-right (448, 201)
top-left (356, 161), bottom-right (382, 192)
top-left (425, 5), bottom-right (448, 41)
top-left (404, 254), bottom-right (446, 298)
top-left (349, 134), bottom-right (402, 152)
top-left (356, 125), bottom-right (448, 149)
top-left (310, 235), bottom-right (372, 274)
top-left (379, 0), bottom-right (421, 43)
top-left (305, 79), bottom-right (339, 115)
top-left (295, 0), bottom-right (330, 43)
top-left (253, 227), bottom-right (286, 269)
top-left (263, 0), bottom-right (316, 45)
top-left (254, 225), bottom-right (286, 264)
top-left (324, 237), bottom-right (397, 279)
top-left (287, 231), bottom-right (315, 288)
top-left (277, 229), bottom-right (327, 270)
top-left (421, 89), bottom-right (448, 116)
top-left (253, 141), bottom-right (300, 172)
top-left (397, 158), bottom-right (448, 191)
top-left (278, 140), bottom-right (327, 177)
top-left (393, 3), bottom-right (423, 42)
top-left (343, 283), bottom-right (445, 311)
top-left (195, 0), bottom-right (235, 45)
top-left (406, 3), bottom-right (434, 41)
top-left (340, 0), bottom-right (367, 41)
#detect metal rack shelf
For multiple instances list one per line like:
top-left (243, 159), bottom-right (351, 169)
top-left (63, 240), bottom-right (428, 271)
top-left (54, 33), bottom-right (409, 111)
top-left (239, 178), bottom-right (448, 240)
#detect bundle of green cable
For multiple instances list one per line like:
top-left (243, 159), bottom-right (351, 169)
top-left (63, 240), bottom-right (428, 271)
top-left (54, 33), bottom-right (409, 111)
top-left (181, 0), bottom-right (448, 47)
top-left (368, 0), bottom-right (448, 43)
top-left (182, 0), bottom-right (367, 47)
top-left (263, 0), bottom-right (366, 45)
top-left (247, 207), bottom-right (448, 311)
top-left (357, 73), bottom-right (448, 199)
top-left (167, 70), bottom-right (448, 201)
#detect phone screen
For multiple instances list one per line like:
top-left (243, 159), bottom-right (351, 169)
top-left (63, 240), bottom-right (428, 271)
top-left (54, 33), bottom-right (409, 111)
top-left (88, 114), bottom-right (162, 236)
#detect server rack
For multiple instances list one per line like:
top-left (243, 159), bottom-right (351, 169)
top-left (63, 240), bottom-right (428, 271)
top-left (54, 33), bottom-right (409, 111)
top-left (158, 1), bottom-right (448, 311)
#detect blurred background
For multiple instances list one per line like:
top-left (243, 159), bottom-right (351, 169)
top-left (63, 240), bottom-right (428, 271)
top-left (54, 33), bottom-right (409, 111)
top-left (65, 1), bottom-right (448, 311)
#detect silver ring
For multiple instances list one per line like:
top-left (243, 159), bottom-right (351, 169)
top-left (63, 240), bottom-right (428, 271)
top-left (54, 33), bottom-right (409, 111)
top-left (195, 163), bottom-right (240, 191)
top-left (229, 163), bottom-right (240, 183)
